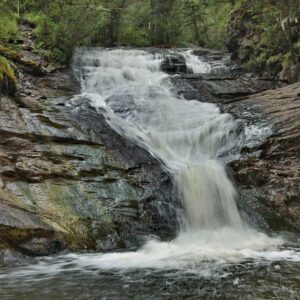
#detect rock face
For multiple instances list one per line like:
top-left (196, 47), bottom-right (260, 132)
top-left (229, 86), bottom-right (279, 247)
top-left (225, 6), bottom-right (259, 62)
top-left (1, 41), bottom-right (299, 263)
top-left (0, 63), bottom-right (178, 262)
top-left (228, 83), bottom-right (300, 232)
top-left (0, 24), bottom-right (179, 262)
top-left (183, 74), bottom-right (283, 99)
top-left (161, 54), bottom-right (188, 74)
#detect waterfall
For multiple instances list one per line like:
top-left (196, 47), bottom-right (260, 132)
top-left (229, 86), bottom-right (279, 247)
top-left (72, 48), bottom-right (244, 232)
top-left (70, 48), bottom-right (285, 268)
top-left (1, 50), bottom-right (299, 296)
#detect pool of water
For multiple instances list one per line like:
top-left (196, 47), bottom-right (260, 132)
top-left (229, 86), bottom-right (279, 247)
top-left (1, 247), bottom-right (300, 299)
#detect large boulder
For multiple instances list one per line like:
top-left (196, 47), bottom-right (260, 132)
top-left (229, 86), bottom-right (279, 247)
top-left (225, 6), bottom-right (259, 61)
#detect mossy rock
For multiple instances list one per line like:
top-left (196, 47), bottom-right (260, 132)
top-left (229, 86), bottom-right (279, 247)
top-left (0, 55), bottom-right (17, 95)
top-left (0, 45), bottom-right (46, 76)
top-left (0, 45), bottom-right (20, 60)
top-left (0, 224), bottom-right (64, 257)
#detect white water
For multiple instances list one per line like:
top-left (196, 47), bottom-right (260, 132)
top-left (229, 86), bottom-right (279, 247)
top-left (181, 49), bottom-right (212, 73)
top-left (65, 48), bottom-right (300, 270)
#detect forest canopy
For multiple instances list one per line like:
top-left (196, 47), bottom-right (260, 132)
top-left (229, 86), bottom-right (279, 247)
top-left (0, 0), bottom-right (299, 70)
top-left (0, 0), bottom-right (238, 62)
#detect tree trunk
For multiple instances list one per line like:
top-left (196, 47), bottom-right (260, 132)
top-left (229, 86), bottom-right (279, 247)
top-left (17, 0), bottom-right (20, 16)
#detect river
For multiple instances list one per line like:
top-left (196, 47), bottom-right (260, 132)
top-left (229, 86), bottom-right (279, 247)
top-left (1, 49), bottom-right (300, 299)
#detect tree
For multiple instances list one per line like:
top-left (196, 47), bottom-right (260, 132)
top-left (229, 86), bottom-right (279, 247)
top-left (149, 0), bottom-right (179, 45)
top-left (99, 0), bottom-right (129, 46)
top-left (183, 0), bottom-right (209, 46)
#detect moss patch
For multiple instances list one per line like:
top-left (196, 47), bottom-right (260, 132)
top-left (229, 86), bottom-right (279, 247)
top-left (0, 45), bottom-right (20, 60)
top-left (0, 224), bottom-right (54, 249)
top-left (0, 55), bottom-right (17, 95)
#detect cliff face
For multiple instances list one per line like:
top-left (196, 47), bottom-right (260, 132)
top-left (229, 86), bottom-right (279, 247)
top-left (225, 4), bottom-right (300, 83)
top-left (228, 83), bottom-right (300, 232)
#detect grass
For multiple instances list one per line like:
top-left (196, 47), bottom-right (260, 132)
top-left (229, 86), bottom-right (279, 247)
top-left (0, 55), bottom-right (17, 94)
top-left (0, 13), bottom-right (19, 42)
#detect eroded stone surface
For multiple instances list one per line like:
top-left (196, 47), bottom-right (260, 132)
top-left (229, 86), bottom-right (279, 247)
top-left (228, 83), bottom-right (300, 231)
top-left (0, 65), bottom-right (178, 261)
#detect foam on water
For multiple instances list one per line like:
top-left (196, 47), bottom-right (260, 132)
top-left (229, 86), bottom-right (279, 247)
top-left (180, 49), bottom-right (212, 73)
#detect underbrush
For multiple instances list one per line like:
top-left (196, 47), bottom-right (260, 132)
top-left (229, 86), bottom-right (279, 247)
top-left (0, 13), bottom-right (19, 42)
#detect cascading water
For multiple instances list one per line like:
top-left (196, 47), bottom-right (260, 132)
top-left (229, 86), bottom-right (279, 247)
top-left (72, 49), bottom-right (245, 232)
top-left (1, 48), bottom-right (300, 300)
top-left (65, 48), bottom-right (293, 268)
top-left (181, 49), bottom-right (212, 73)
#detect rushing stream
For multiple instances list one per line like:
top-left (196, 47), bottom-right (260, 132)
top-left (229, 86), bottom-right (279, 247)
top-left (1, 49), bottom-right (300, 299)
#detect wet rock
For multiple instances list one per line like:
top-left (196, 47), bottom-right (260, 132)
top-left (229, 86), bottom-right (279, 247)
top-left (171, 75), bottom-right (214, 102)
top-left (19, 238), bottom-right (63, 256)
top-left (0, 248), bottom-right (26, 264)
top-left (185, 74), bottom-right (284, 99)
top-left (0, 27), bottom-right (179, 259)
top-left (0, 65), bottom-right (178, 258)
top-left (192, 48), bottom-right (226, 61)
top-left (228, 83), bottom-right (300, 231)
top-left (161, 54), bottom-right (187, 74)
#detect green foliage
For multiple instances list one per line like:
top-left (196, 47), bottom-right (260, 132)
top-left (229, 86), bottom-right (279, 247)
top-left (23, 1), bottom-right (107, 63)
top-left (239, 0), bottom-right (300, 77)
top-left (0, 45), bottom-right (20, 60)
top-left (203, 1), bottom-right (233, 49)
top-left (119, 25), bottom-right (151, 47)
top-left (0, 0), bottom-right (244, 62)
top-left (0, 56), bottom-right (15, 82)
top-left (0, 55), bottom-right (17, 94)
top-left (0, 13), bottom-right (19, 42)
top-left (181, 0), bottom-right (243, 49)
